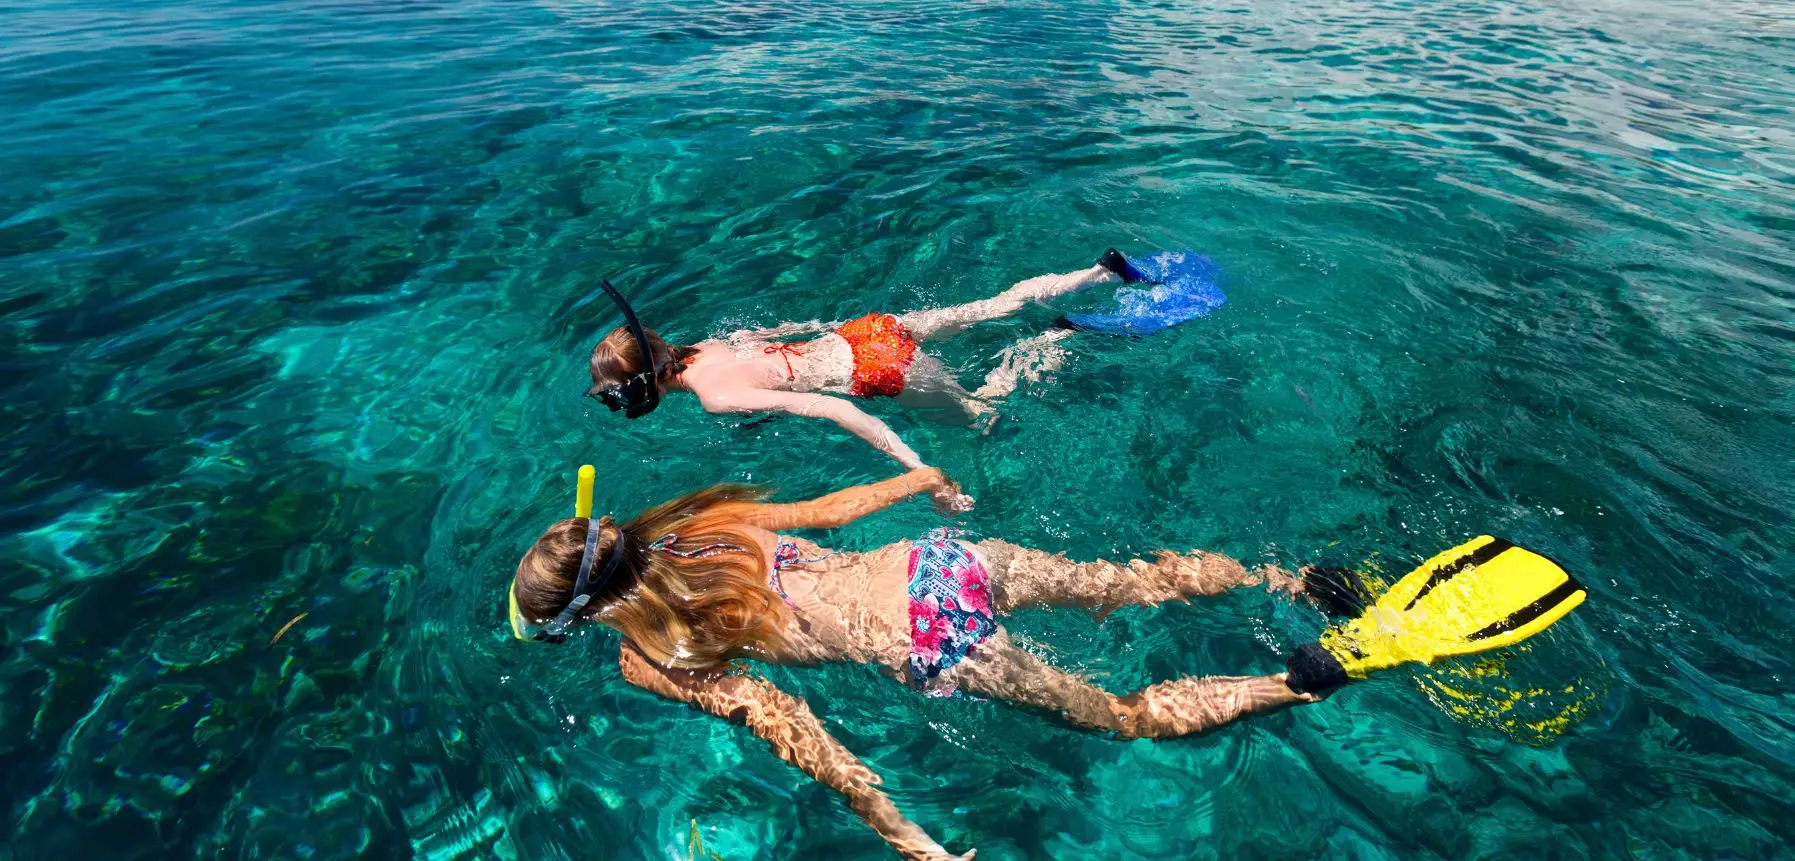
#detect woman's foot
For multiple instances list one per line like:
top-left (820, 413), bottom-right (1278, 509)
top-left (1258, 566), bottom-right (1305, 598)
top-left (1149, 553), bottom-right (1301, 598)
top-left (973, 328), bottom-right (1073, 401)
top-left (1097, 248), bottom-right (1150, 283)
top-left (972, 408), bottom-right (1001, 435)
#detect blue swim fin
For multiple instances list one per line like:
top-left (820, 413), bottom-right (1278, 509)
top-left (1059, 249), bottom-right (1226, 336)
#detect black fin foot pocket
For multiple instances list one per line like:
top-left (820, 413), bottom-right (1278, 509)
top-left (1097, 248), bottom-right (1147, 283)
top-left (1303, 565), bottom-right (1372, 617)
top-left (1285, 643), bottom-right (1348, 697)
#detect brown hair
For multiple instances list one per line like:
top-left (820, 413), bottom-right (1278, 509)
top-left (509, 485), bottom-right (791, 668)
top-left (587, 326), bottom-right (699, 396)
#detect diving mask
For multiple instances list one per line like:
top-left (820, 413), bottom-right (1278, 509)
top-left (591, 279), bottom-right (666, 419)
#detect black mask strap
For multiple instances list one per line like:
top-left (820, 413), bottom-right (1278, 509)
top-left (535, 520), bottom-right (628, 644)
top-left (596, 279), bottom-right (666, 418)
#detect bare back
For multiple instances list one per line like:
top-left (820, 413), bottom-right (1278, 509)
top-left (740, 524), bottom-right (913, 672)
top-left (680, 334), bottom-right (858, 400)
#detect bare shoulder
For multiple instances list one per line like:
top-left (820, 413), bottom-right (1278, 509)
top-left (683, 340), bottom-right (737, 373)
top-left (691, 379), bottom-right (772, 413)
top-left (617, 639), bottom-right (726, 696)
top-left (677, 350), bottom-right (739, 402)
top-left (738, 521), bottom-right (782, 546)
top-left (616, 641), bottom-right (771, 723)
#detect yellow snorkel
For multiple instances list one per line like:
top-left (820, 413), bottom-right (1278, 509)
top-left (508, 465), bottom-right (598, 641)
top-left (573, 464), bottom-right (597, 520)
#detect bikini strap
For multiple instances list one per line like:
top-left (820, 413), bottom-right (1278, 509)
top-left (762, 342), bottom-right (805, 382)
top-left (649, 533), bottom-right (747, 559)
top-left (774, 538), bottom-right (833, 570)
top-left (768, 538), bottom-right (833, 611)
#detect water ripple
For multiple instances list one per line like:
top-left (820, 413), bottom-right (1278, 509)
top-left (4, 0), bottom-right (1795, 857)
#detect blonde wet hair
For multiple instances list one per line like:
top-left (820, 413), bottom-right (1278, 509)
top-left (509, 485), bottom-right (790, 668)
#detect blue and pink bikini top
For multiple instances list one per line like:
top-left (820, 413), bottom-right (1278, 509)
top-left (651, 532), bottom-right (823, 611)
top-left (769, 538), bottom-right (822, 609)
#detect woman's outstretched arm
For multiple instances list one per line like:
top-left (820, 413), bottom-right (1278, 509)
top-left (700, 387), bottom-right (927, 469)
top-left (697, 388), bottom-right (974, 512)
top-left (729, 468), bottom-right (954, 531)
top-left (618, 642), bottom-right (972, 861)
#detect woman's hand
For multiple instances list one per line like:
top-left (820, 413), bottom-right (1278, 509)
top-left (916, 849), bottom-right (976, 861)
top-left (910, 467), bottom-right (974, 514)
top-left (876, 809), bottom-right (974, 861)
top-left (845, 783), bottom-right (976, 861)
top-left (931, 487), bottom-right (976, 514)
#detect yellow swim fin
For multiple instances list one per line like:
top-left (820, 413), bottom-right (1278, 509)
top-left (1286, 537), bottom-right (1587, 695)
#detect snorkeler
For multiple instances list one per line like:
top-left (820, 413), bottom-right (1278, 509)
top-left (506, 467), bottom-right (1586, 861)
top-left (585, 251), bottom-right (1155, 511)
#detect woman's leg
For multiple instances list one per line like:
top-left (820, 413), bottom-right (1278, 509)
top-left (976, 539), bottom-right (1302, 616)
top-left (896, 351), bottom-right (998, 427)
top-left (899, 265), bottom-right (1116, 341)
top-left (892, 330), bottom-right (1070, 429)
top-left (941, 630), bottom-right (1317, 738)
top-left (972, 328), bottom-right (1074, 401)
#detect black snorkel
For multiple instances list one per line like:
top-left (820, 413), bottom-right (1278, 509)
top-left (591, 278), bottom-right (667, 419)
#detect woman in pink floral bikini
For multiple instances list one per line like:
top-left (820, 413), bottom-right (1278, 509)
top-left (505, 467), bottom-right (1320, 860)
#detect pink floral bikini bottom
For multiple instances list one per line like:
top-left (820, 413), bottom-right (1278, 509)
top-left (906, 531), bottom-right (997, 688)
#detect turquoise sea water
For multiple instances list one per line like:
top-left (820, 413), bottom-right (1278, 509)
top-left (5, 0), bottom-right (1795, 857)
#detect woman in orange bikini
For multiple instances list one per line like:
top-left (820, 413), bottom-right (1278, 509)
top-left (586, 252), bottom-right (1142, 511)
